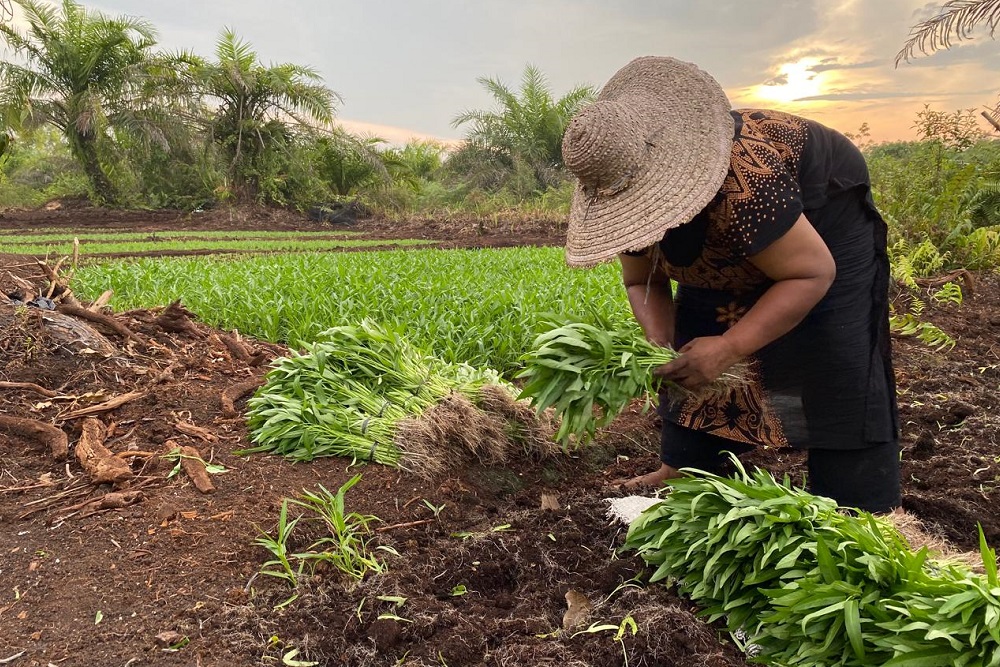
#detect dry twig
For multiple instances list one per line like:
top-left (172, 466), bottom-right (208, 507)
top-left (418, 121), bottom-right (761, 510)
top-left (61, 390), bottom-right (146, 420)
top-left (375, 519), bottom-right (435, 533)
top-left (175, 421), bottom-right (217, 443)
top-left (0, 381), bottom-right (58, 398)
top-left (89, 290), bottom-right (114, 312)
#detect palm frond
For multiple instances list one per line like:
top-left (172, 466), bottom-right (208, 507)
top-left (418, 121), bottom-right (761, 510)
top-left (896, 0), bottom-right (1000, 64)
top-left (215, 28), bottom-right (257, 76)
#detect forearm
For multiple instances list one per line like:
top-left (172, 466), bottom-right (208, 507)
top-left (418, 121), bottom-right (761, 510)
top-left (626, 283), bottom-right (675, 348)
top-left (721, 277), bottom-right (830, 358)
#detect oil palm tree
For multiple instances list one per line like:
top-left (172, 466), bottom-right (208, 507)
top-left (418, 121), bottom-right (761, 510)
top-left (312, 130), bottom-right (397, 197)
top-left (0, 0), bottom-right (162, 204)
top-left (452, 64), bottom-right (594, 192)
top-left (182, 29), bottom-right (339, 202)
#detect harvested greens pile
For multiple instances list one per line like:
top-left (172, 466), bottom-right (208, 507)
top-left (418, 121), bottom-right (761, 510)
top-left (243, 321), bottom-right (549, 475)
top-left (624, 463), bottom-right (1000, 666)
top-left (517, 320), bottom-right (680, 446)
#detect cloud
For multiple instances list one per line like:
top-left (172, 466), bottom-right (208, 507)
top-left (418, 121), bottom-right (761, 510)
top-left (337, 118), bottom-right (460, 147)
top-left (17, 0), bottom-right (1000, 145)
top-left (808, 59), bottom-right (882, 73)
top-left (794, 89), bottom-right (973, 102)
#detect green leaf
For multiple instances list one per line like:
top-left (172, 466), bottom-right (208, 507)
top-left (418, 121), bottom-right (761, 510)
top-left (882, 646), bottom-right (958, 667)
top-left (979, 524), bottom-right (998, 588)
top-left (376, 595), bottom-right (407, 607)
top-left (844, 597), bottom-right (865, 660)
top-left (815, 534), bottom-right (838, 584)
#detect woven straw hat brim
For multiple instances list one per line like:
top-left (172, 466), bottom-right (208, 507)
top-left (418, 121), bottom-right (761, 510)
top-left (563, 57), bottom-right (734, 268)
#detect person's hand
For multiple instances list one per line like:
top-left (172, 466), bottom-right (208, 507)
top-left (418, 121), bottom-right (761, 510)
top-left (654, 336), bottom-right (742, 390)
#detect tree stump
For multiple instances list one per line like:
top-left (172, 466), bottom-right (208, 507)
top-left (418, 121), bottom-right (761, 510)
top-left (0, 303), bottom-right (116, 356)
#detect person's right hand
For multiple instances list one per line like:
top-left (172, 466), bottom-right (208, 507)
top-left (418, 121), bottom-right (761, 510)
top-left (654, 335), bottom-right (742, 390)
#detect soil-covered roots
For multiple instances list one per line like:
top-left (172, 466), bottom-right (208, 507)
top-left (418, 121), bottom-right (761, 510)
top-left (396, 386), bottom-right (557, 479)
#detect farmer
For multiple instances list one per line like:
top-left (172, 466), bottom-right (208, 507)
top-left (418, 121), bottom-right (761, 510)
top-left (561, 56), bottom-right (900, 513)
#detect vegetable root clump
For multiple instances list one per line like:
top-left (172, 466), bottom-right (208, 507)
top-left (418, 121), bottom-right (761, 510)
top-left (242, 321), bottom-right (552, 477)
top-left (397, 387), bottom-right (557, 478)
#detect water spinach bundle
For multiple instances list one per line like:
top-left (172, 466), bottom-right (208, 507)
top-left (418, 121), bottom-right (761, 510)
top-left (516, 320), bottom-right (680, 447)
top-left (624, 463), bottom-right (1000, 666)
top-left (242, 321), bottom-right (539, 475)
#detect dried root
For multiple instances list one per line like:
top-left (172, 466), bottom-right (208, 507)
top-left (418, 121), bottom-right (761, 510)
top-left (75, 417), bottom-right (133, 485)
top-left (0, 415), bottom-right (68, 460)
top-left (221, 378), bottom-right (265, 418)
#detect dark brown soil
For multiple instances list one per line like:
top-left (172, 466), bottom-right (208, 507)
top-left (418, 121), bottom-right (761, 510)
top-left (0, 203), bottom-right (565, 256)
top-left (1, 204), bottom-right (997, 666)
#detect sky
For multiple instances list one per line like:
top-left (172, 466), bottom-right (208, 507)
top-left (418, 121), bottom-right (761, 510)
top-left (9, 0), bottom-right (1000, 145)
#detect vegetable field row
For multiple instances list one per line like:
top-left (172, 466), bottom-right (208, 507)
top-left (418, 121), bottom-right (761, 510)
top-left (5, 237), bottom-right (432, 256)
top-left (74, 247), bottom-right (632, 374)
top-left (2, 229), bottom-right (359, 243)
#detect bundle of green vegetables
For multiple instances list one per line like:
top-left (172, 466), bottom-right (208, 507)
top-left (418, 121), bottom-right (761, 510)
top-left (623, 462), bottom-right (1000, 666)
top-left (517, 319), bottom-right (745, 447)
top-left (241, 320), bottom-right (503, 470)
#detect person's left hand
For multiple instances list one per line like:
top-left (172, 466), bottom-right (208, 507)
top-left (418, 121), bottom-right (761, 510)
top-left (654, 336), bottom-right (742, 390)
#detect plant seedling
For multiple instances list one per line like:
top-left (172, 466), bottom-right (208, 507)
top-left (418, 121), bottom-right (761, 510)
top-left (162, 448), bottom-right (228, 479)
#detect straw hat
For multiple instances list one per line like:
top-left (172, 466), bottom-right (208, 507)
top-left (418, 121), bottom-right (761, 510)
top-left (562, 56), bottom-right (734, 267)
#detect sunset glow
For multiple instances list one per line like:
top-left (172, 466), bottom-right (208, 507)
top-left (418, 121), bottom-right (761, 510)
top-left (754, 59), bottom-right (824, 104)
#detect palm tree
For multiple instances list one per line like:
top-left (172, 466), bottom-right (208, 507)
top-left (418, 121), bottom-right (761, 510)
top-left (183, 29), bottom-right (339, 202)
top-left (312, 130), bottom-right (395, 197)
top-left (452, 64), bottom-right (595, 192)
top-left (0, 0), bottom-right (161, 204)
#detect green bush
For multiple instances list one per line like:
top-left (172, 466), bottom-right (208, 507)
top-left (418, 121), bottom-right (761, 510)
top-left (866, 113), bottom-right (1000, 273)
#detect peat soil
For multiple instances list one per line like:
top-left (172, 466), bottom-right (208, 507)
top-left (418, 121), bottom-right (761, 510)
top-left (0, 206), bottom-right (998, 667)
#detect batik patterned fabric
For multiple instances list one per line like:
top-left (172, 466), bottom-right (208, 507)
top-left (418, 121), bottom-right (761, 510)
top-left (642, 109), bottom-right (897, 450)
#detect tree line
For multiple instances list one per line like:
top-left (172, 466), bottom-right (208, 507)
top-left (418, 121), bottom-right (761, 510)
top-left (0, 0), bottom-right (595, 212)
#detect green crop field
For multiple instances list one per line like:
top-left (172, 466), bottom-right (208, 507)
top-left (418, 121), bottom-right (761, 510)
top-left (1, 229), bottom-right (359, 242)
top-left (74, 246), bottom-right (631, 375)
top-left (1, 234), bottom-right (432, 256)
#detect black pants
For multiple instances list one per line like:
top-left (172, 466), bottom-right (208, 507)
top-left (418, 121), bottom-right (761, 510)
top-left (659, 421), bottom-right (901, 514)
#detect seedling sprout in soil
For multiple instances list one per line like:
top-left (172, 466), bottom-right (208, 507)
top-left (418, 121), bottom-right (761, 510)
top-left (255, 474), bottom-right (393, 589)
top-left (162, 448), bottom-right (229, 478)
